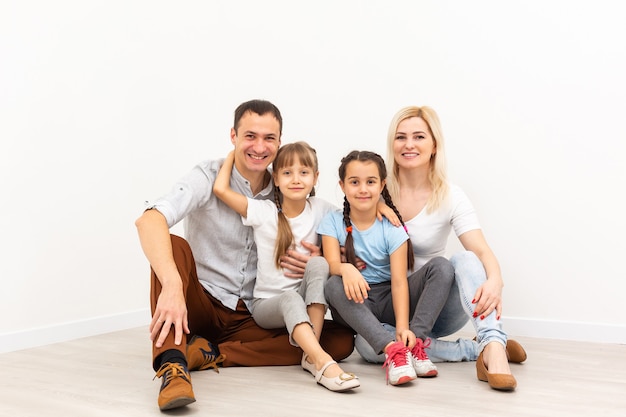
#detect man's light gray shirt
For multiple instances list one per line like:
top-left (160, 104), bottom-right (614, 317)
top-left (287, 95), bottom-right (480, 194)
top-left (148, 158), bottom-right (273, 310)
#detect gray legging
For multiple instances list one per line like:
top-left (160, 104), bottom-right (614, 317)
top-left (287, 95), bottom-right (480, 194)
top-left (324, 256), bottom-right (454, 355)
top-left (250, 256), bottom-right (329, 346)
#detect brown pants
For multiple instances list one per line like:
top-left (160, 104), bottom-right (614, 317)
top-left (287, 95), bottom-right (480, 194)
top-left (150, 235), bottom-right (355, 368)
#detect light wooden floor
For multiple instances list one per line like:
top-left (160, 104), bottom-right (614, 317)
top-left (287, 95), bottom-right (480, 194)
top-left (0, 327), bottom-right (624, 417)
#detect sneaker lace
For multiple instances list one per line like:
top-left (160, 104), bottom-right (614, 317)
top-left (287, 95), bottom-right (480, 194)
top-left (411, 338), bottom-right (432, 361)
top-left (382, 342), bottom-right (410, 382)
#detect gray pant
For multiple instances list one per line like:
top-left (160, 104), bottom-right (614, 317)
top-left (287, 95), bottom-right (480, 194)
top-left (325, 256), bottom-right (455, 355)
top-left (250, 256), bottom-right (329, 347)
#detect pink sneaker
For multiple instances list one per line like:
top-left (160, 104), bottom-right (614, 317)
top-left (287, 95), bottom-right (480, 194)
top-left (410, 338), bottom-right (438, 377)
top-left (383, 341), bottom-right (417, 385)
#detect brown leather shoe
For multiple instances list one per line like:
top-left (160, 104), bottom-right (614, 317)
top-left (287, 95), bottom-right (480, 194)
top-left (506, 339), bottom-right (527, 363)
top-left (154, 362), bottom-right (196, 410)
top-left (476, 351), bottom-right (517, 391)
top-left (474, 337), bottom-right (528, 363)
top-left (186, 335), bottom-right (226, 372)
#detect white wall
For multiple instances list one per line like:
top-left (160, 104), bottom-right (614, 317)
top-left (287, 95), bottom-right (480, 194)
top-left (1, 0), bottom-right (625, 353)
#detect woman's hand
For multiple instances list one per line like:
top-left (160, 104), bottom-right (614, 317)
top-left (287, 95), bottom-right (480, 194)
top-left (458, 230), bottom-right (504, 320)
top-left (376, 200), bottom-right (400, 226)
top-left (472, 278), bottom-right (503, 320)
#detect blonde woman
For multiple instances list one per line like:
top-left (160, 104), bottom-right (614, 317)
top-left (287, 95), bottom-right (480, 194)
top-left (355, 106), bottom-right (526, 391)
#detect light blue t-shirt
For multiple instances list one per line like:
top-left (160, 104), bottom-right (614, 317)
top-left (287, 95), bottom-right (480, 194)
top-left (317, 210), bottom-right (409, 285)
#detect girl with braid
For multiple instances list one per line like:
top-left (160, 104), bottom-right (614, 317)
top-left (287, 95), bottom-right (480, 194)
top-left (318, 150), bottom-right (455, 386)
top-left (213, 141), bottom-right (360, 392)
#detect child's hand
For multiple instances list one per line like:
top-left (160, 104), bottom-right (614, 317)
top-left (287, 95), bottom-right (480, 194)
top-left (396, 329), bottom-right (417, 349)
top-left (218, 151), bottom-right (235, 175)
top-left (341, 265), bottom-right (371, 303)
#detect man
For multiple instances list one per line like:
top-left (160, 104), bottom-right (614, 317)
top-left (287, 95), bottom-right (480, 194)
top-left (135, 99), bottom-right (355, 411)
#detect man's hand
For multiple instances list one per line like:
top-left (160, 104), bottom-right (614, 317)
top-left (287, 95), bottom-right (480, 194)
top-left (280, 241), bottom-right (321, 278)
top-left (149, 285), bottom-right (190, 348)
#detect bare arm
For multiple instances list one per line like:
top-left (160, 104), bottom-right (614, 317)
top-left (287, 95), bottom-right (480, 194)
top-left (212, 151), bottom-right (248, 217)
top-left (458, 229), bottom-right (504, 319)
top-left (322, 235), bottom-right (371, 303)
top-left (135, 209), bottom-right (189, 347)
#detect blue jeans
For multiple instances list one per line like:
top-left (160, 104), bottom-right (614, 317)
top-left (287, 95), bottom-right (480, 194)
top-left (355, 251), bottom-right (508, 363)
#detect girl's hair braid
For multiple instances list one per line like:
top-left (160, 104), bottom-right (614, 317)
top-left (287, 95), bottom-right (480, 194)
top-left (381, 185), bottom-right (415, 271)
top-left (342, 195), bottom-right (357, 267)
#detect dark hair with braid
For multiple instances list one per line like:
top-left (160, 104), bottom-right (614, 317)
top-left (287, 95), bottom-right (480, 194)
top-left (338, 150), bottom-right (415, 271)
top-left (272, 141), bottom-right (318, 268)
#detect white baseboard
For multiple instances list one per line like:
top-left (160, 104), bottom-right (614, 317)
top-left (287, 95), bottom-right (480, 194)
top-left (1, 312), bottom-right (624, 354)
top-left (461, 316), bottom-right (626, 345)
top-left (0, 308), bottom-right (151, 354)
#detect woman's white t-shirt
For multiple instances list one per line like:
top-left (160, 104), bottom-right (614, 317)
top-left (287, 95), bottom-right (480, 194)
top-left (405, 183), bottom-right (480, 270)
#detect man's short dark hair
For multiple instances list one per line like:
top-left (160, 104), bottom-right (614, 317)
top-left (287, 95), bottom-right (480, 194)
top-left (233, 99), bottom-right (283, 135)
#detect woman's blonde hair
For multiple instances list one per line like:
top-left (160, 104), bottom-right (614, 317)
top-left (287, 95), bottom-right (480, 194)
top-left (385, 106), bottom-right (449, 212)
top-left (272, 141), bottom-right (318, 268)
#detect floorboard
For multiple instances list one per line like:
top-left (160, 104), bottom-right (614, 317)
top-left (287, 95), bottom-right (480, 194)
top-left (1, 328), bottom-right (624, 417)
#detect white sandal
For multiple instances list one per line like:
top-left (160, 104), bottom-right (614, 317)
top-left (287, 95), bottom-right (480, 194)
top-left (315, 360), bottom-right (360, 392)
top-left (301, 353), bottom-right (316, 376)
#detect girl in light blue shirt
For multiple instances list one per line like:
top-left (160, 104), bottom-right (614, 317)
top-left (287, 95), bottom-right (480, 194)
top-left (319, 150), bottom-right (455, 386)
